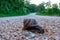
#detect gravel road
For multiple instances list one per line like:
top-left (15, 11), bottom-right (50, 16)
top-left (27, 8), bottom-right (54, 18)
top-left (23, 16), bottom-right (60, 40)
top-left (0, 13), bottom-right (60, 40)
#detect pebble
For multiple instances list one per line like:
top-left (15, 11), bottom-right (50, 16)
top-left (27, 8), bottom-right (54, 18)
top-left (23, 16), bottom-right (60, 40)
top-left (30, 32), bottom-right (36, 38)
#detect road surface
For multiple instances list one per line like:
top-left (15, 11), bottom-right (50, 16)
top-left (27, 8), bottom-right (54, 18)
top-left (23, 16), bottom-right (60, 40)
top-left (0, 13), bottom-right (60, 40)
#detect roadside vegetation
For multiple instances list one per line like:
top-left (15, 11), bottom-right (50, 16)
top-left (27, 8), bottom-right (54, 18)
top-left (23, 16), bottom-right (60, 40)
top-left (36, 2), bottom-right (60, 16)
top-left (0, 0), bottom-right (60, 17)
top-left (0, 0), bottom-right (30, 17)
top-left (25, 1), bottom-right (60, 16)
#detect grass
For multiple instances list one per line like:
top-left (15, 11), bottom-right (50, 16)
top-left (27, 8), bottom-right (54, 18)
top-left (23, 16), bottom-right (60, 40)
top-left (0, 7), bottom-right (30, 17)
top-left (37, 13), bottom-right (60, 16)
top-left (0, 10), bottom-right (30, 17)
top-left (36, 10), bottom-right (60, 16)
top-left (0, 13), bottom-right (30, 17)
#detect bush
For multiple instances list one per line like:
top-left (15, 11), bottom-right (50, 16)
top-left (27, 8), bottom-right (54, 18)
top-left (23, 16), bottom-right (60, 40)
top-left (0, 0), bottom-right (30, 17)
top-left (37, 8), bottom-right (60, 16)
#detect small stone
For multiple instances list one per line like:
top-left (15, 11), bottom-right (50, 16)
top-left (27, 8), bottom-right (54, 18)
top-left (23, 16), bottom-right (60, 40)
top-left (26, 37), bottom-right (29, 40)
top-left (16, 29), bottom-right (19, 31)
top-left (44, 37), bottom-right (49, 40)
top-left (14, 35), bottom-right (17, 37)
top-left (30, 32), bottom-right (36, 38)
top-left (0, 38), bottom-right (2, 40)
top-left (48, 37), bottom-right (56, 40)
top-left (16, 38), bottom-right (20, 40)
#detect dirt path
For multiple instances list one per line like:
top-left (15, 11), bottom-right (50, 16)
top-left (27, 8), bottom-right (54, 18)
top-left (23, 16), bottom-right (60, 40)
top-left (0, 13), bottom-right (60, 40)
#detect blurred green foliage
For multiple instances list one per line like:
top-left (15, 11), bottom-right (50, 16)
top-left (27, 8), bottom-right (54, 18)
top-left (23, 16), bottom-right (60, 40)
top-left (37, 3), bottom-right (60, 16)
top-left (36, 3), bottom-right (45, 13)
top-left (0, 0), bottom-right (30, 17)
top-left (0, 0), bottom-right (60, 17)
top-left (25, 4), bottom-right (37, 12)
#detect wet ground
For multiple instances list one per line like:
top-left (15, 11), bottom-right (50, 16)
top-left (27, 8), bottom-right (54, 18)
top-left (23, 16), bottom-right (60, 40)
top-left (0, 13), bottom-right (60, 40)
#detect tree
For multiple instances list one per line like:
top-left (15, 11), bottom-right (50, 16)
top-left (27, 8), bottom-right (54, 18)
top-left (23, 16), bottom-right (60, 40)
top-left (36, 3), bottom-right (45, 12)
top-left (0, 0), bottom-right (27, 14)
top-left (52, 4), bottom-right (59, 13)
top-left (52, 4), bottom-right (58, 8)
top-left (24, 0), bottom-right (37, 13)
top-left (59, 3), bottom-right (60, 9)
top-left (28, 4), bottom-right (37, 12)
top-left (45, 0), bottom-right (51, 8)
top-left (24, 0), bottom-right (36, 12)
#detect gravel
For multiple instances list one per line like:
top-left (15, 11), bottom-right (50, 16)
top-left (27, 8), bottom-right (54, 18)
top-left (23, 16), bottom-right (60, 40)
top-left (0, 13), bottom-right (60, 40)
